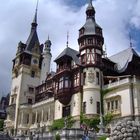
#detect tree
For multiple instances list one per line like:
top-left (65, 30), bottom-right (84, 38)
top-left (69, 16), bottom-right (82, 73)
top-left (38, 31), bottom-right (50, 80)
top-left (104, 113), bottom-right (113, 126)
top-left (0, 119), bottom-right (4, 131)
top-left (50, 118), bottom-right (64, 131)
top-left (50, 116), bottom-right (75, 131)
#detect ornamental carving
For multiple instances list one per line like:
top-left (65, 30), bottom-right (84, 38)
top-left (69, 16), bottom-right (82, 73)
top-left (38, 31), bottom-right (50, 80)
top-left (88, 72), bottom-right (95, 83)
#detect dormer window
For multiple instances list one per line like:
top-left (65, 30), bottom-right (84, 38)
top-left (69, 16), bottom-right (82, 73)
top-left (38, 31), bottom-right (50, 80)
top-left (80, 28), bottom-right (84, 35)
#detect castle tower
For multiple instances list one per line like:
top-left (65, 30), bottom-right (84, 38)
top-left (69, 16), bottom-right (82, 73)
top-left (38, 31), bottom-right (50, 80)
top-left (7, 6), bottom-right (43, 134)
top-left (78, 0), bottom-right (104, 117)
top-left (40, 38), bottom-right (52, 84)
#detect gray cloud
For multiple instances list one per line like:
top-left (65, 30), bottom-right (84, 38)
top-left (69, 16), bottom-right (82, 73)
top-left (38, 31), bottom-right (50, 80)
top-left (0, 0), bottom-right (140, 97)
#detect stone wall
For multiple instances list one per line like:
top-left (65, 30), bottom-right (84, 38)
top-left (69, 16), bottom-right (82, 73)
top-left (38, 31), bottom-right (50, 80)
top-left (110, 119), bottom-right (140, 140)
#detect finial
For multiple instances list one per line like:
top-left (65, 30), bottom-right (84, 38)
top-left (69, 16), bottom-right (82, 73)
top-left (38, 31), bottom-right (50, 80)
top-left (36, 0), bottom-right (39, 12)
top-left (129, 33), bottom-right (133, 48)
top-left (48, 35), bottom-right (50, 40)
top-left (66, 31), bottom-right (69, 48)
top-left (33, 0), bottom-right (39, 24)
top-left (104, 44), bottom-right (107, 57)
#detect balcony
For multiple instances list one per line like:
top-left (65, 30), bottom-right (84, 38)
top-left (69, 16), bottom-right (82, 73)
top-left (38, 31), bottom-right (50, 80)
top-left (55, 88), bottom-right (72, 105)
top-left (104, 78), bottom-right (130, 89)
top-left (20, 103), bottom-right (32, 109)
top-left (56, 66), bottom-right (71, 74)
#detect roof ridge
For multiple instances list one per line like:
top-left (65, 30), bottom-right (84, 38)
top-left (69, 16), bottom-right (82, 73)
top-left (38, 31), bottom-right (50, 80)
top-left (109, 47), bottom-right (138, 58)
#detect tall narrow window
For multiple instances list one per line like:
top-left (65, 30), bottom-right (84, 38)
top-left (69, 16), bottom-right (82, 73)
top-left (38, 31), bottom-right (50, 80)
top-left (59, 77), bottom-right (64, 89)
top-left (83, 102), bottom-right (86, 114)
top-left (26, 114), bottom-right (29, 124)
top-left (65, 77), bottom-right (69, 88)
top-left (115, 100), bottom-right (118, 110)
top-left (107, 102), bottom-right (110, 111)
top-left (83, 72), bottom-right (86, 85)
top-left (96, 72), bottom-right (100, 85)
top-left (111, 101), bottom-right (114, 110)
top-left (31, 71), bottom-right (35, 78)
top-left (97, 102), bottom-right (100, 114)
top-left (28, 98), bottom-right (32, 104)
top-left (62, 106), bottom-right (70, 117)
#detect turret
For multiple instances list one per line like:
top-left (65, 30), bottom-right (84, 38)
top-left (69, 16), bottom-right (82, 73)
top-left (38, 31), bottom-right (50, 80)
top-left (78, 0), bottom-right (104, 117)
top-left (78, 0), bottom-right (104, 67)
top-left (40, 38), bottom-right (52, 84)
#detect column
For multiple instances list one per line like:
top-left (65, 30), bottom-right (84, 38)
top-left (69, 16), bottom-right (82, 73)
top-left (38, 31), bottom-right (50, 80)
top-left (41, 109), bottom-right (44, 123)
top-left (35, 111), bottom-right (38, 124)
top-left (29, 113), bottom-right (32, 125)
top-left (48, 107), bottom-right (51, 121)
top-left (21, 111), bottom-right (24, 125)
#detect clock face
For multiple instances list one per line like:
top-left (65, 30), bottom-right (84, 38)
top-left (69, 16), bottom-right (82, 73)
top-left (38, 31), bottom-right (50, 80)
top-left (33, 59), bottom-right (38, 64)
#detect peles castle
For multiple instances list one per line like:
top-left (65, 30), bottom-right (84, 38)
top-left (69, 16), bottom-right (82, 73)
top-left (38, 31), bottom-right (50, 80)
top-left (5, 0), bottom-right (140, 136)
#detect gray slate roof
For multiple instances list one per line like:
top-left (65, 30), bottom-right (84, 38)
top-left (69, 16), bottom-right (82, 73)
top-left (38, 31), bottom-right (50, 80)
top-left (25, 10), bottom-right (39, 52)
top-left (25, 29), bottom-right (39, 51)
top-left (54, 47), bottom-right (80, 65)
top-left (109, 47), bottom-right (139, 73)
top-left (82, 18), bottom-right (101, 35)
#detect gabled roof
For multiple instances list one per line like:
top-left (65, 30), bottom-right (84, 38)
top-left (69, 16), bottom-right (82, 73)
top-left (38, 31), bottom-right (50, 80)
top-left (109, 47), bottom-right (139, 73)
top-left (54, 47), bottom-right (80, 65)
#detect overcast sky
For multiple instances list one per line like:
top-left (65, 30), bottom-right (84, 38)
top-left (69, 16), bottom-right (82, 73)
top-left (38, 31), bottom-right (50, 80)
top-left (0, 0), bottom-right (140, 97)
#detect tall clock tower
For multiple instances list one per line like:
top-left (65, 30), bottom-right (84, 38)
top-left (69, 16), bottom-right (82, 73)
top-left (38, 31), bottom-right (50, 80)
top-left (78, 0), bottom-right (104, 117)
top-left (7, 9), bottom-right (43, 134)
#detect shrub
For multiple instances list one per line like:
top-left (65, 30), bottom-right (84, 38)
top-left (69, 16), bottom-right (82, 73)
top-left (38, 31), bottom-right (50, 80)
top-left (0, 119), bottom-right (4, 131)
top-left (99, 135), bottom-right (107, 140)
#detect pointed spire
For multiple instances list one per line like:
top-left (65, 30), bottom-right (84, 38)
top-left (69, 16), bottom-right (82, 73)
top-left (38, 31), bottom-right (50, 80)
top-left (129, 33), bottom-right (133, 48)
top-left (32, 0), bottom-right (39, 28)
top-left (66, 31), bottom-right (69, 48)
top-left (86, 0), bottom-right (95, 19)
top-left (25, 0), bottom-right (39, 52)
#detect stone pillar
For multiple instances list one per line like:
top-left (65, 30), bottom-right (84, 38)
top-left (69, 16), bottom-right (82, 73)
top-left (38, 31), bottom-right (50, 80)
top-left (48, 106), bottom-right (51, 121)
top-left (41, 109), bottom-right (44, 123)
top-left (21, 111), bottom-right (24, 125)
top-left (35, 111), bottom-right (38, 123)
top-left (29, 113), bottom-right (32, 125)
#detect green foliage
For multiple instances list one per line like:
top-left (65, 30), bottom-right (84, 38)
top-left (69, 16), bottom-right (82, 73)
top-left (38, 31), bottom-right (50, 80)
top-left (89, 117), bottom-right (100, 131)
top-left (50, 118), bottom-right (64, 131)
top-left (104, 113), bottom-right (113, 126)
top-left (0, 119), bottom-right (4, 131)
top-left (66, 116), bottom-right (75, 128)
top-left (55, 133), bottom-right (61, 140)
top-left (80, 113), bottom-right (100, 131)
top-left (50, 116), bottom-right (75, 131)
top-left (80, 112), bottom-right (113, 132)
top-left (99, 135), bottom-right (108, 140)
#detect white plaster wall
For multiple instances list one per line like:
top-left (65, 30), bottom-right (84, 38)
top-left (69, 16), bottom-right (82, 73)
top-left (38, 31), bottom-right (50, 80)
top-left (83, 89), bottom-right (100, 114)
top-left (20, 71), bottom-right (40, 104)
top-left (71, 92), bottom-right (81, 117)
top-left (54, 100), bottom-right (62, 120)
top-left (104, 88), bottom-right (132, 117)
top-left (40, 54), bottom-right (51, 84)
top-left (83, 67), bottom-right (101, 115)
top-left (134, 86), bottom-right (140, 115)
